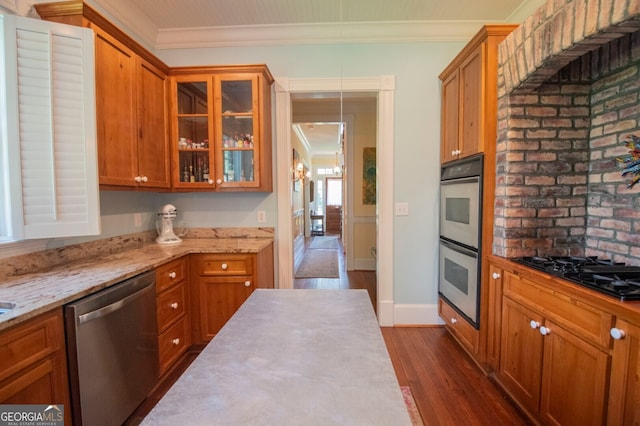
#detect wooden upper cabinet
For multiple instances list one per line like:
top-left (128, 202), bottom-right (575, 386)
top-left (439, 25), bottom-right (517, 164)
top-left (459, 45), bottom-right (484, 159)
top-left (137, 58), bottom-right (171, 188)
top-left (440, 70), bottom-right (459, 164)
top-left (36, 1), bottom-right (171, 190)
top-left (91, 24), bottom-right (170, 189)
top-left (170, 66), bottom-right (274, 192)
top-left (92, 25), bottom-right (138, 187)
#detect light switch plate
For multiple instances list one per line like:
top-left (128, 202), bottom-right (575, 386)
top-left (257, 210), bottom-right (266, 223)
top-left (395, 203), bottom-right (409, 216)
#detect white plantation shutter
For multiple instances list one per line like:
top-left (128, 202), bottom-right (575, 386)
top-left (3, 14), bottom-right (100, 239)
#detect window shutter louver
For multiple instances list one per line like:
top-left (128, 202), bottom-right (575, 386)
top-left (8, 16), bottom-right (100, 239)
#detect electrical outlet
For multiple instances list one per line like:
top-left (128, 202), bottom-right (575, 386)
top-left (257, 210), bottom-right (266, 223)
top-left (395, 203), bottom-right (409, 216)
top-left (134, 213), bottom-right (142, 227)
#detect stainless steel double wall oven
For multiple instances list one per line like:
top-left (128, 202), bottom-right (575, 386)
top-left (439, 154), bottom-right (483, 328)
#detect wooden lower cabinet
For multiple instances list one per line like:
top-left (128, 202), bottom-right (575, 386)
top-left (494, 266), bottom-right (614, 425)
top-left (0, 309), bottom-right (71, 425)
top-left (198, 275), bottom-right (254, 341)
top-left (191, 244), bottom-right (274, 344)
top-left (439, 297), bottom-right (479, 356)
top-left (608, 318), bottom-right (640, 425)
top-left (155, 256), bottom-right (191, 377)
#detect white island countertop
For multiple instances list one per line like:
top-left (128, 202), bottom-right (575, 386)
top-left (141, 289), bottom-right (412, 426)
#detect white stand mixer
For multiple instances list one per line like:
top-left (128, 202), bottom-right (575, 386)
top-left (156, 204), bottom-right (183, 245)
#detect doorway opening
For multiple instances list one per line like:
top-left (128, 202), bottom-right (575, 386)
top-left (274, 76), bottom-right (395, 325)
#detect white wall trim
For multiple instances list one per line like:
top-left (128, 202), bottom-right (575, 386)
top-left (394, 304), bottom-right (445, 326)
top-left (275, 75), bottom-right (395, 326)
top-left (156, 21), bottom-right (489, 50)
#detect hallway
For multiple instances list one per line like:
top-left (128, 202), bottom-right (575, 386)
top-left (293, 236), bottom-right (377, 310)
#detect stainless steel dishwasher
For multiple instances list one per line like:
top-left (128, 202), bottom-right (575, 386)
top-left (65, 270), bottom-right (158, 426)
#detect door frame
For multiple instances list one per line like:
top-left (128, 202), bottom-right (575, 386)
top-left (274, 76), bottom-right (396, 326)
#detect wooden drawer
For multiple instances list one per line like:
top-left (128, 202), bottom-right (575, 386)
top-left (439, 298), bottom-right (479, 354)
top-left (0, 311), bottom-right (61, 382)
top-left (158, 315), bottom-right (189, 376)
top-left (156, 257), bottom-right (187, 293)
top-left (504, 272), bottom-right (613, 348)
top-left (157, 282), bottom-right (187, 333)
top-left (199, 254), bottom-right (253, 276)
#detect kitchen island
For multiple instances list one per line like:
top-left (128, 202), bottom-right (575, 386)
top-left (141, 289), bottom-right (412, 425)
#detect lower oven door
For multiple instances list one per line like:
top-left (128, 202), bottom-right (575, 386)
top-left (438, 238), bottom-right (479, 327)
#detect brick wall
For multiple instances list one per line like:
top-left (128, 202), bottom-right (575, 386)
top-left (494, 0), bottom-right (640, 263)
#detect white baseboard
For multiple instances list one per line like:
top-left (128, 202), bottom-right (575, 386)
top-left (353, 257), bottom-right (376, 270)
top-left (377, 299), bottom-right (394, 326)
top-left (393, 304), bottom-right (445, 326)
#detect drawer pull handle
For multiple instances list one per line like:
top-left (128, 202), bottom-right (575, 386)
top-left (539, 326), bottom-right (551, 336)
top-left (170, 302), bottom-right (179, 309)
top-left (530, 320), bottom-right (540, 329)
top-left (172, 338), bottom-right (180, 345)
top-left (492, 272), bottom-right (501, 279)
top-left (221, 263), bottom-right (228, 270)
top-left (610, 328), bottom-right (626, 340)
top-left (450, 318), bottom-right (457, 324)
top-left (244, 281), bottom-right (251, 287)
top-left (169, 272), bottom-right (177, 279)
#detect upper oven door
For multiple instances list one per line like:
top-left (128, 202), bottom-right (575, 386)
top-left (440, 176), bottom-right (480, 249)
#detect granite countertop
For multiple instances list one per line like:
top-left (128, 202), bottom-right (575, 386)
top-left (0, 237), bottom-right (273, 331)
top-left (141, 289), bottom-right (412, 426)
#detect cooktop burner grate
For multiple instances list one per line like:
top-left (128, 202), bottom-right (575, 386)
top-left (511, 256), bottom-right (640, 301)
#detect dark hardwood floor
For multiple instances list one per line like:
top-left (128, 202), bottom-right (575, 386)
top-left (128, 236), bottom-right (529, 425)
top-left (298, 236), bottom-right (530, 425)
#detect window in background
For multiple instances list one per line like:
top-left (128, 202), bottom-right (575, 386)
top-left (326, 178), bottom-right (342, 206)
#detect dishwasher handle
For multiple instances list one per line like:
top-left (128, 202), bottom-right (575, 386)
top-left (77, 282), bottom-right (154, 325)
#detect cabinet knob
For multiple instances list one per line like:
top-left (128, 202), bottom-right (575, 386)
top-left (141, 176), bottom-right (148, 182)
top-left (610, 327), bottom-right (626, 340)
top-left (451, 150), bottom-right (456, 156)
top-left (169, 271), bottom-right (177, 279)
top-left (217, 179), bottom-right (222, 184)
top-left (492, 272), bottom-right (501, 279)
top-left (539, 326), bottom-right (551, 336)
top-left (172, 338), bottom-right (180, 345)
top-left (134, 176), bottom-right (141, 182)
top-left (170, 302), bottom-right (179, 309)
top-left (450, 317), bottom-right (457, 324)
top-left (208, 179), bottom-right (214, 185)
top-left (530, 320), bottom-right (540, 329)
top-left (244, 280), bottom-right (251, 287)
top-left (221, 263), bottom-right (228, 270)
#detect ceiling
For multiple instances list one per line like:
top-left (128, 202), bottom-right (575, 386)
top-left (28, 0), bottom-right (546, 48)
top-left (25, 0), bottom-right (545, 155)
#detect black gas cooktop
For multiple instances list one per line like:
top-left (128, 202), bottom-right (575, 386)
top-left (512, 256), bottom-right (640, 301)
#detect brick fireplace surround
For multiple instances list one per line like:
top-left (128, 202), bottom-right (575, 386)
top-left (494, 0), bottom-right (640, 264)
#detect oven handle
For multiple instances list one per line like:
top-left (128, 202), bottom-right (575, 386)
top-left (440, 239), bottom-right (478, 258)
top-left (440, 176), bottom-right (479, 186)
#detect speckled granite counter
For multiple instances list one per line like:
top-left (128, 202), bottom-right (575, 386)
top-left (0, 235), bottom-right (273, 331)
top-left (141, 289), bottom-right (412, 426)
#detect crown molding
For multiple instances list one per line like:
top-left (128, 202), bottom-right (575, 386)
top-left (155, 20), bottom-right (493, 50)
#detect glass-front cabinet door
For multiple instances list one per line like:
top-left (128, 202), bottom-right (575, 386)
top-left (215, 75), bottom-right (260, 189)
top-left (170, 65), bottom-right (273, 192)
top-left (173, 76), bottom-right (214, 189)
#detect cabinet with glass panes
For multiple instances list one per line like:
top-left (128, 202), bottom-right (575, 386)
top-left (170, 66), bottom-right (274, 192)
